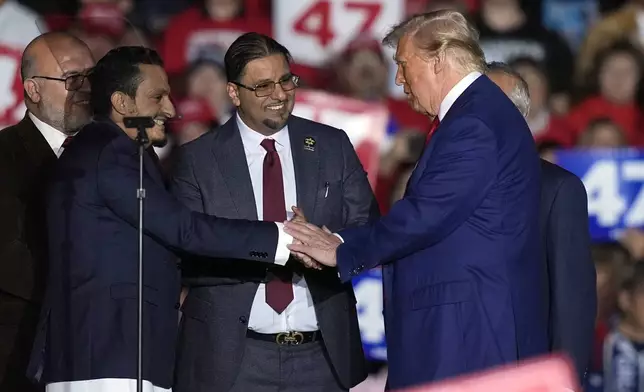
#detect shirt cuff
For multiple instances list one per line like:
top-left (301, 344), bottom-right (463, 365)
top-left (334, 233), bottom-right (344, 278)
top-left (273, 222), bottom-right (292, 266)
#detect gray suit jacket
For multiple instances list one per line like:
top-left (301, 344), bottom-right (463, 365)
top-left (171, 115), bottom-right (378, 391)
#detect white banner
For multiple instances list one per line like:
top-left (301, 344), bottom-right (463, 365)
top-left (293, 89), bottom-right (388, 188)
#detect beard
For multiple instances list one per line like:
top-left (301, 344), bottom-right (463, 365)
top-left (262, 118), bottom-right (283, 130)
top-left (151, 134), bottom-right (168, 148)
top-left (41, 100), bottom-right (91, 135)
top-left (148, 125), bottom-right (169, 148)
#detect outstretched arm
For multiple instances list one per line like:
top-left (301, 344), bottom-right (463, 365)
top-left (97, 137), bottom-right (280, 263)
top-left (288, 117), bottom-right (499, 281)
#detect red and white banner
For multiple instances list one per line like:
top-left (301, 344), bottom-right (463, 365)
top-left (293, 89), bottom-right (387, 188)
top-left (0, 45), bottom-right (27, 128)
top-left (274, 0), bottom-right (404, 68)
top-left (400, 356), bottom-right (578, 392)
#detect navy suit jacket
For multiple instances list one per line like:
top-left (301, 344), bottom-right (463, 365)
top-left (540, 160), bottom-right (596, 383)
top-left (336, 76), bottom-right (548, 389)
top-left (26, 119), bottom-right (281, 388)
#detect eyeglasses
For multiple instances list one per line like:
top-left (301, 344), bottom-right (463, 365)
top-left (31, 73), bottom-right (88, 91)
top-left (233, 74), bottom-right (300, 97)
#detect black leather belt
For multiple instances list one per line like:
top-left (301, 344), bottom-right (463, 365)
top-left (246, 329), bottom-right (322, 345)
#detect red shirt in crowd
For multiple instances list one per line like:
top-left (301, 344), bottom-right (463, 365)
top-left (566, 96), bottom-right (644, 146)
top-left (161, 7), bottom-right (271, 77)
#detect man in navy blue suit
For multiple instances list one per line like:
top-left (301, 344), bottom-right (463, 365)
top-left (286, 10), bottom-right (548, 390)
top-left (27, 46), bottom-right (297, 392)
top-left (487, 62), bottom-right (596, 384)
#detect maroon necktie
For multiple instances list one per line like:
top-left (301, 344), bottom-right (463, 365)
top-left (260, 138), bottom-right (294, 314)
top-left (425, 117), bottom-right (440, 145)
top-left (62, 136), bottom-right (74, 148)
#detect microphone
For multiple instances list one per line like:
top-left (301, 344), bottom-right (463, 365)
top-left (123, 116), bottom-right (154, 145)
top-left (123, 116), bottom-right (155, 129)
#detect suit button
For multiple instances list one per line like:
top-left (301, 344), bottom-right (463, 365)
top-left (174, 303), bottom-right (180, 309)
top-left (239, 316), bottom-right (247, 324)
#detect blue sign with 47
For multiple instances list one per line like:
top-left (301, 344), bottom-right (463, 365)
top-left (555, 148), bottom-right (644, 241)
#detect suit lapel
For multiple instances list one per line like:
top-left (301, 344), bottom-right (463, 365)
top-left (144, 147), bottom-right (165, 186)
top-left (211, 118), bottom-right (258, 220)
top-left (288, 117), bottom-right (319, 219)
top-left (17, 114), bottom-right (57, 167)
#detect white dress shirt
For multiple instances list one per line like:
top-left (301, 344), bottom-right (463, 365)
top-left (237, 113), bottom-right (319, 333)
top-left (29, 112), bottom-right (70, 158)
top-left (438, 72), bottom-right (482, 121)
top-left (47, 379), bottom-right (170, 392)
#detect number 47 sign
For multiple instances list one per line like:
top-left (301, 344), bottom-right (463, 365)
top-left (274, 0), bottom-right (404, 67)
top-left (555, 149), bottom-right (644, 241)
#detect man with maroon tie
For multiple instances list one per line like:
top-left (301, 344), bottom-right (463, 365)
top-left (171, 32), bottom-right (379, 392)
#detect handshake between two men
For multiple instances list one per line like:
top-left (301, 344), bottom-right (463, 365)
top-left (286, 206), bottom-right (342, 270)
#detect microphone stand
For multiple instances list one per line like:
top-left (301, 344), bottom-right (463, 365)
top-left (124, 117), bottom-right (153, 392)
top-left (135, 125), bottom-right (148, 392)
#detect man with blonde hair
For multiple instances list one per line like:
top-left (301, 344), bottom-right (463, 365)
top-left (285, 9), bottom-right (548, 389)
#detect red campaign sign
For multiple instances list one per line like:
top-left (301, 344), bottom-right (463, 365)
top-left (398, 355), bottom-right (578, 392)
top-left (293, 89), bottom-right (387, 188)
top-left (274, 0), bottom-right (404, 67)
top-left (0, 45), bottom-right (27, 128)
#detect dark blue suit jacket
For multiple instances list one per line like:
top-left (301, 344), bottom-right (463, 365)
top-left (26, 119), bottom-right (281, 388)
top-left (336, 76), bottom-right (548, 389)
top-left (540, 160), bottom-right (596, 383)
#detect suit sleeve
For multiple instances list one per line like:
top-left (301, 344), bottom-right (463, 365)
top-left (335, 117), bottom-right (497, 281)
top-left (169, 147), bottom-right (205, 213)
top-left (548, 174), bottom-right (596, 381)
top-left (339, 130), bottom-right (380, 227)
top-left (0, 165), bottom-right (38, 300)
top-left (97, 138), bottom-right (279, 262)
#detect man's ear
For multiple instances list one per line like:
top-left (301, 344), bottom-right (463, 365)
top-left (227, 82), bottom-right (241, 107)
top-left (434, 51), bottom-right (446, 74)
top-left (23, 79), bottom-right (41, 103)
top-left (111, 92), bottom-right (136, 116)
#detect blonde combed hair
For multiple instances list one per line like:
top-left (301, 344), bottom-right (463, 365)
top-left (383, 10), bottom-right (486, 74)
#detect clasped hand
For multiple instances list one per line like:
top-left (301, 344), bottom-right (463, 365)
top-left (286, 206), bottom-right (341, 269)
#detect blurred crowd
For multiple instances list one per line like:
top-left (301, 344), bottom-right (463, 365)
top-left (4, 0), bottom-right (644, 390)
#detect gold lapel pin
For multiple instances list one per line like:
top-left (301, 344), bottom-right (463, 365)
top-left (304, 136), bottom-right (316, 152)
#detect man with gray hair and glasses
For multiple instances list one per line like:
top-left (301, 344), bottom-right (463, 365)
top-left (285, 10), bottom-right (548, 390)
top-left (487, 61), bottom-right (596, 386)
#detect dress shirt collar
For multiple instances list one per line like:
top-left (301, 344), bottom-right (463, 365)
top-left (236, 112), bottom-right (290, 151)
top-left (438, 71), bottom-right (482, 121)
top-left (28, 111), bottom-right (69, 157)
